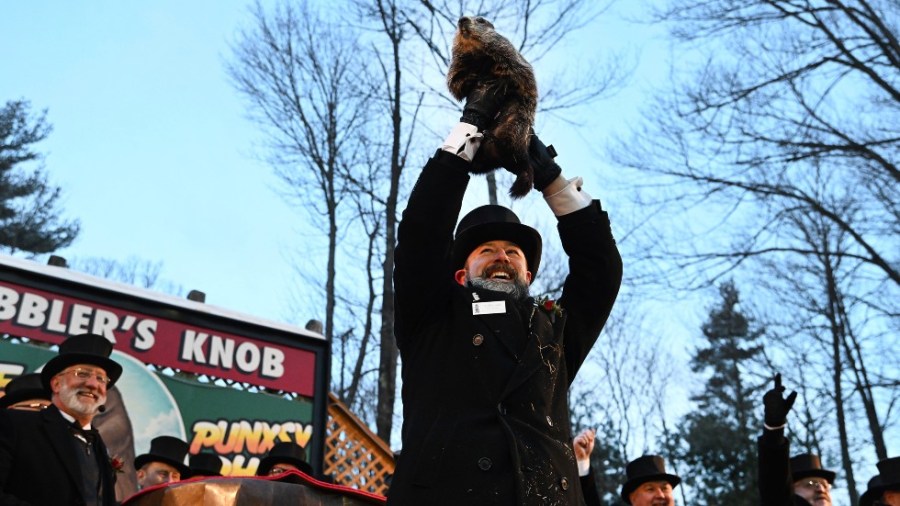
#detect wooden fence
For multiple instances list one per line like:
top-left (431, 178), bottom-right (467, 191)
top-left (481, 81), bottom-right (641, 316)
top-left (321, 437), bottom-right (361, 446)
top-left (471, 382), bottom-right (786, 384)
top-left (324, 393), bottom-right (394, 496)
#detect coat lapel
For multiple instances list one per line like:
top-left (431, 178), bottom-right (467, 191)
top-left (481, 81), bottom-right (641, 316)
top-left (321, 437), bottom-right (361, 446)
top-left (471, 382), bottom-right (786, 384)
top-left (467, 290), bottom-right (523, 360)
top-left (41, 406), bottom-right (88, 501)
top-left (499, 308), bottom-right (565, 399)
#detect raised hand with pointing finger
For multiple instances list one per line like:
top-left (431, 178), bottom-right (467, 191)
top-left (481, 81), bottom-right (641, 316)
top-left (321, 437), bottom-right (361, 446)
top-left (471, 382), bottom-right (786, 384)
top-left (763, 373), bottom-right (798, 429)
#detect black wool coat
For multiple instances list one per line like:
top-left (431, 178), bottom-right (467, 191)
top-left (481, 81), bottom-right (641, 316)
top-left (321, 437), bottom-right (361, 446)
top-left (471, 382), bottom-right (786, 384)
top-left (0, 404), bottom-right (118, 506)
top-left (758, 431), bottom-right (814, 506)
top-left (388, 151), bottom-right (623, 505)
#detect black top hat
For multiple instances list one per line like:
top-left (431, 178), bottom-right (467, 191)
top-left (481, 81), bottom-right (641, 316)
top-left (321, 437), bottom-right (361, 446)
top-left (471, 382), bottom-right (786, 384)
top-left (40, 333), bottom-right (123, 391)
top-left (790, 453), bottom-right (836, 484)
top-left (620, 455), bottom-right (681, 504)
top-left (859, 475), bottom-right (884, 506)
top-left (0, 373), bottom-right (50, 409)
top-left (256, 441), bottom-right (313, 476)
top-left (189, 452), bottom-right (224, 477)
top-left (876, 456), bottom-right (900, 491)
top-left (134, 436), bottom-right (190, 476)
top-left (451, 205), bottom-right (542, 279)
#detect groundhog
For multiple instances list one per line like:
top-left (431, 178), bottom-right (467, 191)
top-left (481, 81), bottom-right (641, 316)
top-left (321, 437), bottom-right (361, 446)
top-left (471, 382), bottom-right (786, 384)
top-left (448, 16), bottom-right (537, 198)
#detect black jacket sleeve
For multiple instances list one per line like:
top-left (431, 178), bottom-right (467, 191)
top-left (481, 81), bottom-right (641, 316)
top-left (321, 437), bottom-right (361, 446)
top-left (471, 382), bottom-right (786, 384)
top-left (758, 429), bottom-right (811, 506)
top-left (394, 150), bottom-right (471, 350)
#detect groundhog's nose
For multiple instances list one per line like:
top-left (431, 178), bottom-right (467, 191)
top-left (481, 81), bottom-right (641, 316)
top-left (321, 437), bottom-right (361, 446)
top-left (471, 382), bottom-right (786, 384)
top-left (458, 16), bottom-right (470, 28)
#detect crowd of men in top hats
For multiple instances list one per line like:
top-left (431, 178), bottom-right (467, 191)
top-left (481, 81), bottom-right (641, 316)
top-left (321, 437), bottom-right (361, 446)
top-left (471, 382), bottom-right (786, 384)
top-left (1, 80), bottom-right (896, 506)
top-left (565, 372), bottom-right (900, 506)
top-left (0, 332), bottom-right (320, 506)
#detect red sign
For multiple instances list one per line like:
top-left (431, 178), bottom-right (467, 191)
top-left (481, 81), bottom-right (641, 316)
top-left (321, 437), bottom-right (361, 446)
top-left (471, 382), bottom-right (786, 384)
top-left (0, 281), bottom-right (316, 396)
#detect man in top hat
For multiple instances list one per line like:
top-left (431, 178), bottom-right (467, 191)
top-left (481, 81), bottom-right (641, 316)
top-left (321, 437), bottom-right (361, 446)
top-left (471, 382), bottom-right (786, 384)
top-left (789, 454), bottom-right (835, 506)
top-left (135, 435), bottom-right (190, 489)
top-left (758, 374), bottom-right (836, 506)
top-left (619, 455), bottom-right (681, 506)
top-left (0, 372), bottom-right (50, 411)
top-left (256, 441), bottom-right (313, 476)
top-left (388, 82), bottom-right (622, 505)
top-left (861, 457), bottom-right (900, 506)
top-left (860, 475), bottom-right (884, 506)
top-left (189, 451), bottom-right (224, 478)
top-left (0, 333), bottom-right (122, 505)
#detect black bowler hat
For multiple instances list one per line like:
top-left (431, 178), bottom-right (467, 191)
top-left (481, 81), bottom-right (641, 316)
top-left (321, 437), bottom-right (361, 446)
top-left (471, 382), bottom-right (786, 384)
top-left (859, 475), bottom-right (883, 506)
top-left (256, 441), bottom-right (313, 476)
top-left (791, 453), bottom-right (836, 484)
top-left (876, 456), bottom-right (900, 491)
top-left (189, 452), bottom-right (224, 477)
top-left (0, 373), bottom-right (49, 408)
top-left (134, 436), bottom-right (191, 476)
top-left (451, 205), bottom-right (542, 279)
top-left (620, 455), bottom-right (681, 504)
top-left (40, 333), bottom-right (123, 391)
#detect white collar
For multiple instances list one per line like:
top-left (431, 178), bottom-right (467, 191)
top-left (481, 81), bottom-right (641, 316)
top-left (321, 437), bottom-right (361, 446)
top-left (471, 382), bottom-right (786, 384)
top-left (57, 407), bottom-right (92, 430)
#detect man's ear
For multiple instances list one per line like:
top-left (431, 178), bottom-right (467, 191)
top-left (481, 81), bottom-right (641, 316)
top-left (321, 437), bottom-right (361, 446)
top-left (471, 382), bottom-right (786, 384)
top-left (50, 376), bottom-right (61, 394)
top-left (525, 271), bottom-right (533, 285)
top-left (454, 269), bottom-right (467, 286)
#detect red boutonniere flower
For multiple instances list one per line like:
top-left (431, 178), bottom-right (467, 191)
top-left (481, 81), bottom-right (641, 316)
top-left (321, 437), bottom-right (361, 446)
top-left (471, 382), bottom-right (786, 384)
top-left (537, 296), bottom-right (563, 319)
top-left (110, 455), bottom-right (125, 473)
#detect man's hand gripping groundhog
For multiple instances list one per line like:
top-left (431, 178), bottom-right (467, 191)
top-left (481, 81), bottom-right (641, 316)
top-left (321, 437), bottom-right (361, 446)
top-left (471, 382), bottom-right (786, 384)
top-left (448, 16), bottom-right (537, 198)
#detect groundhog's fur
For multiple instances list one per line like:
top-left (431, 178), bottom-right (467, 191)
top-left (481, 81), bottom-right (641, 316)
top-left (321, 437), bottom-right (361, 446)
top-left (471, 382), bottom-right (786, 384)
top-left (448, 16), bottom-right (537, 198)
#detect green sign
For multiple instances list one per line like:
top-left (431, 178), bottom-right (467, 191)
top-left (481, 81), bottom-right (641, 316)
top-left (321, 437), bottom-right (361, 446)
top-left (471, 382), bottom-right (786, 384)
top-left (1, 339), bottom-right (317, 478)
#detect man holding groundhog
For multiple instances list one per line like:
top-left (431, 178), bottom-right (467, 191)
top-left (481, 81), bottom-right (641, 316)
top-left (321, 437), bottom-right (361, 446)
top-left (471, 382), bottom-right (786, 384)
top-left (389, 69), bottom-right (622, 504)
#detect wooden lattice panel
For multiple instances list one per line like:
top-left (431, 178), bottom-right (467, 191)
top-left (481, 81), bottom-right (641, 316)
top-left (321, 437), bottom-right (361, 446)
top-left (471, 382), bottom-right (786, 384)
top-left (325, 393), bottom-right (394, 496)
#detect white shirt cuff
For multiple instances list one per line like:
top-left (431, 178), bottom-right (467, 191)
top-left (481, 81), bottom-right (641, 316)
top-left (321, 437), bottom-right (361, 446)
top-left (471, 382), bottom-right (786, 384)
top-left (577, 458), bottom-right (590, 477)
top-left (543, 176), bottom-right (592, 216)
top-left (441, 122), bottom-right (482, 162)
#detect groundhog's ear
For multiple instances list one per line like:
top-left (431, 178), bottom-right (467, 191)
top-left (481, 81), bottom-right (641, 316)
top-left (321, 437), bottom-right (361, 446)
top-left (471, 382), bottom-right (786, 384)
top-left (474, 16), bottom-right (494, 29)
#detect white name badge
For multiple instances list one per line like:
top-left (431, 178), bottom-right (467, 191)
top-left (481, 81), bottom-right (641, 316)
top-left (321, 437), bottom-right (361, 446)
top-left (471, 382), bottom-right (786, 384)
top-left (472, 300), bottom-right (506, 315)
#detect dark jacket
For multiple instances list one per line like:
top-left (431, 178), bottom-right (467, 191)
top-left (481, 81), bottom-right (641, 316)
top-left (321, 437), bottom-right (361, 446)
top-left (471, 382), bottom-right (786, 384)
top-left (580, 469), bottom-right (603, 506)
top-left (758, 431), bottom-right (811, 506)
top-left (389, 151), bottom-right (622, 505)
top-left (0, 405), bottom-right (118, 506)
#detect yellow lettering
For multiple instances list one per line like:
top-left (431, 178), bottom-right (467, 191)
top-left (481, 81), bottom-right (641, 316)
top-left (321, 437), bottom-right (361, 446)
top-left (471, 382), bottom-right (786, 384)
top-left (259, 422), bottom-right (280, 453)
top-left (190, 421), bottom-right (221, 454)
top-left (294, 423), bottom-right (313, 448)
top-left (215, 420), bottom-right (239, 454)
top-left (226, 454), bottom-right (261, 477)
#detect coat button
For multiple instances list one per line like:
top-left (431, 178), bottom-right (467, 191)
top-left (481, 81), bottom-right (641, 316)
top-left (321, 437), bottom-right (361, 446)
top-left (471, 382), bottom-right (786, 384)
top-left (477, 457), bottom-right (493, 471)
top-left (560, 477), bottom-right (569, 490)
top-left (472, 334), bottom-right (484, 346)
top-left (546, 416), bottom-right (553, 426)
top-left (497, 403), bottom-right (506, 415)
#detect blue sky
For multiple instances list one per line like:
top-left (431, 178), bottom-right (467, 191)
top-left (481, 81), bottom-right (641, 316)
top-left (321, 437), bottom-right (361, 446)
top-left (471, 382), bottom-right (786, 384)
top-left (0, 1), bottom-right (678, 326)
top-left (1, 0), bottom-right (708, 461)
top-left (2, 3), bottom-right (876, 502)
top-left (1, 1), bottom-right (298, 322)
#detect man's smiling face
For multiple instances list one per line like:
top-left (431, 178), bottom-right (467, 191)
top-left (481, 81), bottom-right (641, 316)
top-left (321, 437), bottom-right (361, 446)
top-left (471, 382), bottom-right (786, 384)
top-left (52, 364), bottom-right (108, 422)
top-left (455, 239), bottom-right (532, 297)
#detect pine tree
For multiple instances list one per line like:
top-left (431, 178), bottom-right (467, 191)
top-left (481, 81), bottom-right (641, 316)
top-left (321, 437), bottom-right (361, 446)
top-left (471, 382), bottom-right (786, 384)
top-left (0, 99), bottom-right (79, 254)
top-left (676, 280), bottom-right (764, 505)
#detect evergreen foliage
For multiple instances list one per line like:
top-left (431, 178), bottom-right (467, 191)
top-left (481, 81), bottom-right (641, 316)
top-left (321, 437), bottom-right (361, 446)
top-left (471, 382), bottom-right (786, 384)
top-left (0, 99), bottom-right (79, 255)
top-left (676, 280), bottom-right (764, 505)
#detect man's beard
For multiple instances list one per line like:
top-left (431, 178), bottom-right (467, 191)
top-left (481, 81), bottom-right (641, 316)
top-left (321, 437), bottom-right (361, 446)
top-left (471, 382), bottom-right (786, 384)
top-left (467, 265), bottom-right (530, 301)
top-left (59, 382), bottom-right (106, 418)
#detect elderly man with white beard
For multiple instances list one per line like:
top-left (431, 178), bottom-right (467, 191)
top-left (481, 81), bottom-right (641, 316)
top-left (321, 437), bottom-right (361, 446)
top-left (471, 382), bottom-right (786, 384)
top-left (0, 333), bottom-right (122, 506)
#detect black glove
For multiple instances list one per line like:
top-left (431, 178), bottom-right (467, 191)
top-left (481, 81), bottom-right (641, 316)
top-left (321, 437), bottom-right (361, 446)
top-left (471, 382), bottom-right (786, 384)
top-left (528, 132), bottom-right (563, 192)
top-left (763, 373), bottom-right (797, 428)
top-left (460, 83), bottom-right (504, 131)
